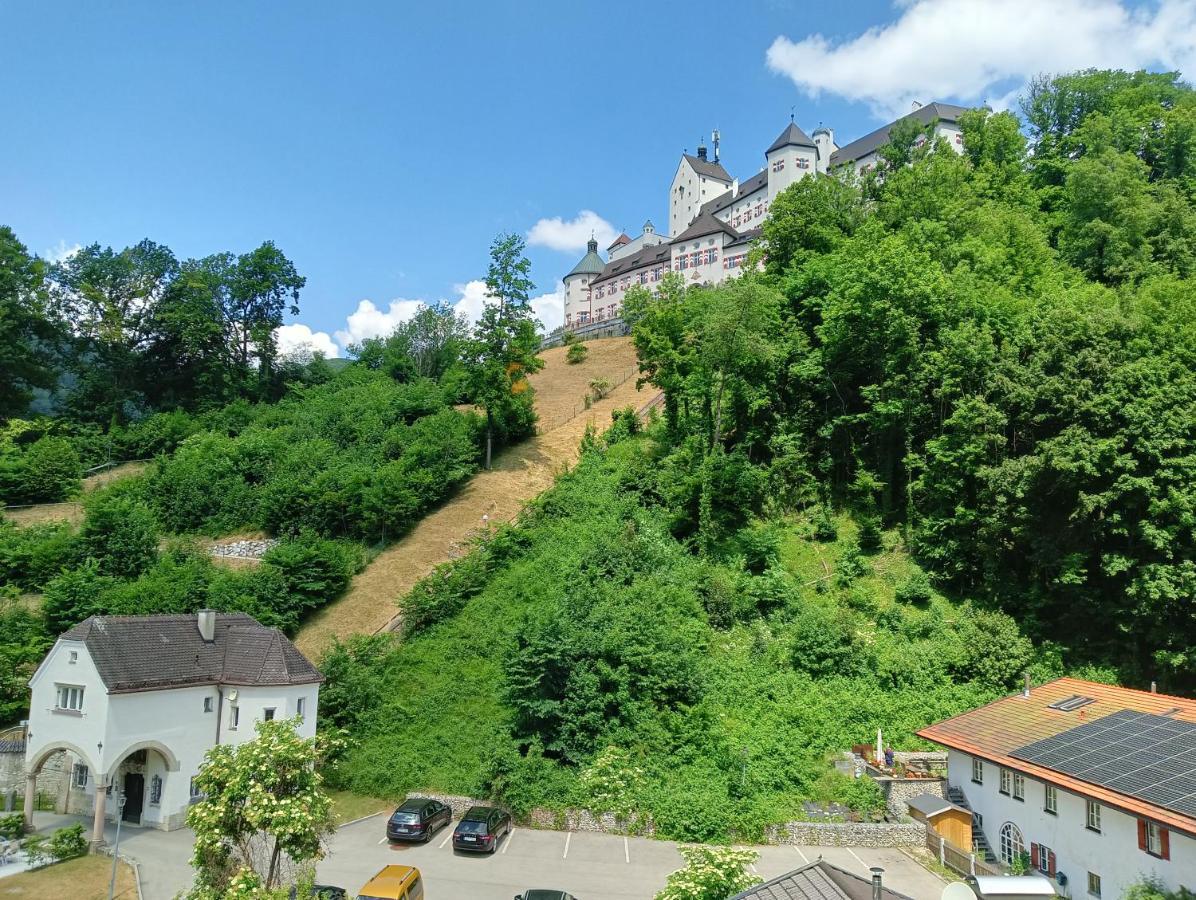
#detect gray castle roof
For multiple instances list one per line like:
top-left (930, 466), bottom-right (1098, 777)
top-left (566, 238), bottom-right (605, 278)
top-left (671, 211), bottom-right (741, 245)
top-left (59, 613), bottom-right (323, 693)
top-left (730, 860), bottom-right (914, 900)
top-left (699, 170), bottom-right (769, 218)
top-left (830, 101), bottom-right (969, 166)
top-left (592, 242), bottom-right (671, 285)
top-left (766, 121), bottom-right (818, 153)
top-left (683, 153), bottom-right (732, 182)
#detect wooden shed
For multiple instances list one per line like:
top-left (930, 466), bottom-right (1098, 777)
top-left (906, 792), bottom-right (972, 848)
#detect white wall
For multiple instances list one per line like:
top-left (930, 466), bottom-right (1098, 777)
top-left (949, 750), bottom-right (1196, 898)
top-left (766, 145), bottom-right (818, 199)
top-left (669, 158), bottom-right (729, 237)
top-left (671, 232), bottom-right (735, 287)
top-left (563, 274), bottom-right (591, 327)
top-left (26, 640), bottom-right (109, 776)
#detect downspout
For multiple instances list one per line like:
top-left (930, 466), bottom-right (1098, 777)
top-left (215, 686), bottom-right (224, 746)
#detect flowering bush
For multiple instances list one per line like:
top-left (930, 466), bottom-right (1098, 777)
top-left (654, 845), bottom-right (760, 900)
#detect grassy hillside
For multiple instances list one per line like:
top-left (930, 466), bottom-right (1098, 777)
top-left (323, 422), bottom-right (1065, 842)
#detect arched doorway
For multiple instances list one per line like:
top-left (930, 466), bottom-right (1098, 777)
top-left (999, 821), bottom-right (1025, 865)
top-left (105, 741), bottom-right (180, 829)
top-left (23, 741), bottom-right (101, 839)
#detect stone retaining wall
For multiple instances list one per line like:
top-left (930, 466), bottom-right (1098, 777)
top-left (882, 777), bottom-right (946, 820)
top-left (209, 538), bottom-right (279, 559)
top-left (408, 791), bottom-right (924, 847)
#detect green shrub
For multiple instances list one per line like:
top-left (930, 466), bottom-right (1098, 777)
top-left (895, 570), bottom-right (933, 605)
top-left (0, 521), bottom-right (78, 590)
top-left (79, 491), bottom-right (158, 577)
top-left (21, 833), bottom-right (48, 867)
top-left (0, 812), bottom-right (24, 839)
top-left (0, 436), bottom-right (82, 504)
top-left (259, 533), bottom-right (361, 623)
top-left (566, 342), bottom-right (588, 364)
top-left (42, 560), bottom-right (120, 635)
top-left (46, 823), bottom-right (87, 861)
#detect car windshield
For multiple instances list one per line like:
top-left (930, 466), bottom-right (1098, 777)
top-left (390, 811), bottom-right (419, 823)
top-left (456, 819), bottom-right (489, 833)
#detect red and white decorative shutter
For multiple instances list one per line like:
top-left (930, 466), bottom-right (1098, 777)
top-left (1030, 844), bottom-right (1040, 869)
top-left (1161, 828), bottom-right (1171, 860)
top-left (1047, 850), bottom-right (1056, 876)
top-left (1138, 819), bottom-right (1148, 851)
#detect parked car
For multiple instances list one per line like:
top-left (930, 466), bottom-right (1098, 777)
top-left (515, 893), bottom-right (579, 900)
top-left (356, 864), bottom-right (424, 900)
top-left (289, 888), bottom-right (347, 900)
top-left (451, 805), bottom-right (512, 853)
top-left (386, 797), bottom-right (452, 842)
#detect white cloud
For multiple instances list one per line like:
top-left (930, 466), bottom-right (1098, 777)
top-left (530, 283), bottom-right (565, 332)
top-left (527, 210), bottom-right (619, 253)
top-left (766, 0), bottom-right (1196, 120)
top-left (333, 298), bottom-right (427, 349)
top-left (448, 280), bottom-right (491, 324)
top-left (275, 323), bottom-right (341, 358)
top-left (44, 240), bottom-right (81, 263)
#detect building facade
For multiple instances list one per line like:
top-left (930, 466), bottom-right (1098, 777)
top-left (919, 677), bottom-right (1196, 899)
top-left (22, 610), bottom-right (322, 840)
top-left (560, 101), bottom-right (969, 330)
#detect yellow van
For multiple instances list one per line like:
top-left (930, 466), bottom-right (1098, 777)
top-left (356, 865), bottom-right (424, 900)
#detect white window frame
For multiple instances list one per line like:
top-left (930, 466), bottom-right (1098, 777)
top-left (1147, 821), bottom-right (1164, 855)
top-left (55, 684), bottom-right (84, 712)
top-left (229, 705), bottom-right (240, 730)
top-left (1087, 872), bottom-right (1101, 897)
top-left (999, 767), bottom-right (1012, 795)
top-left (1086, 799), bottom-right (1102, 832)
top-left (203, 696), bottom-right (213, 713)
top-left (1037, 843), bottom-right (1054, 874)
top-left (72, 763), bottom-right (88, 788)
top-left (263, 708), bottom-right (276, 722)
top-left (296, 697), bottom-right (306, 720)
top-left (1012, 771), bottom-right (1025, 801)
top-left (1044, 783), bottom-right (1057, 814)
top-left (999, 822), bottom-right (1025, 865)
top-left (972, 757), bottom-right (983, 784)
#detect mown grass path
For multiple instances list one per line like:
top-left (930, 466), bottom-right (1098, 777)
top-left (294, 337), bottom-right (652, 657)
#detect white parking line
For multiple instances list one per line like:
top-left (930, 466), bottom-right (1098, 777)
top-left (846, 847), bottom-right (869, 873)
top-left (438, 832), bottom-right (452, 849)
top-left (794, 846), bottom-right (810, 864)
top-left (624, 836), bottom-right (630, 863)
top-left (563, 831), bottom-right (572, 859)
top-left (503, 828), bottom-right (516, 854)
top-left (376, 836), bottom-right (387, 845)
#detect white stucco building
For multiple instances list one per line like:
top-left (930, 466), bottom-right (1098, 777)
top-left (22, 610), bottom-right (322, 841)
top-left (919, 677), bottom-right (1196, 899)
top-left (561, 101), bottom-right (969, 329)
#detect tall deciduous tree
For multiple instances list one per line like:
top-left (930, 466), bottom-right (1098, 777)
top-left (0, 227), bottom-right (58, 418)
top-left (463, 233), bottom-right (544, 467)
top-left (227, 242), bottom-right (306, 394)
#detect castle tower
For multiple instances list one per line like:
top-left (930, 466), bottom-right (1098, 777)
top-left (765, 121), bottom-right (819, 199)
top-left (813, 126), bottom-right (835, 174)
top-left (562, 236), bottom-right (605, 328)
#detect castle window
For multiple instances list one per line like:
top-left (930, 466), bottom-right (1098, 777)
top-left (678, 256), bottom-right (688, 270)
top-left (689, 252), bottom-right (702, 268)
top-left (797, 158), bottom-right (810, 169)
top-left (149, 775), bottom-right (162, 805)
top-left (73, 764), bottom-right (88, 788)
top-left (55, 684), bottom-right (84, 712)
top-left (705, 250), bottom-right (718, 265)
top-left (772, 159), bottom-right (784, 172)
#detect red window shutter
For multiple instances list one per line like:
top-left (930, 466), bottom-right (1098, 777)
top-left (1138, 819), bottom-right (1148, 851)
top-left (1048, 850), bottom-right (1056, 876)
top-left (1030, 843), bottom-right (1039, 868)
top-left (1161, 828), bottom-right (1170, 860)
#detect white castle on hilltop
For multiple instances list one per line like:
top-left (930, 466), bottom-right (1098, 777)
top-left (562, 101), bottom-right (968, 329)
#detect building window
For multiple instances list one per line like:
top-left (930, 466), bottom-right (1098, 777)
top-left (229, 705), bottom-right (240, 730)
top-left (797, 157), bottom-right (810, 169)
top-left (771, 159), bottom-right (784, 172)
top-left (999, 768), bottom-right (1011, 795)
top-left (999, 822), bottom-right (1025, 865)
top-left (263, 708), bottom-right (275, 722)
top-left (1087, 872), bottom-right (1102, 897)
top-left (1044, 783), bottom-right (1057, 814)
top-left (189, 777), bottom-right (203, 800)
top-left (971, 758), bottom-right (983, 784)
top-left (55, 684), bottom-right (84, 711)
top-left (203, 696), bottom-right (213, 713)
top-left (689, 252), bottom-right (701, 268)
top-left (72, 763), bottom-right (88, 788)
top-left (149, 775), bottom-right (162, 806)
top-left (297, 697), bottom-right (306, 720)
top-left (1086, 799), bottom-right (1101, 832)
top-left (1012, 772), bottom-right (1025, 801)
top-left (1033, 843), bottom-right (1055, 875)
top-left (68, 651), bottom-right (78, 664)
top-left (1142, 820), bottom-right (1169, 858)
top-left (679, 256), bottom-right (688, 270)
top-left (705, 250), bottom-right (718, 265)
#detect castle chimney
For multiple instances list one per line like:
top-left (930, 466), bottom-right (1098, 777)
top-left (197, 609), bottom-right (216, 643)
top-left (1023, 672), bottom-right (1031, 698)
top-left (1152, 681), bottom-right (1158, 693)
top-left (870, 867), bottom-right (884, 900)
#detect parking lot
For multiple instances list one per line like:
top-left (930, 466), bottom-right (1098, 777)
top-left (318, 815), bottom-right (947, 900)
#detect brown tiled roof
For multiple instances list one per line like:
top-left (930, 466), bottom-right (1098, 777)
top-left (918, 677), bottom-right (1196, 835)
top-left (606, 233), bottom-right (631, 250)
top-left (59, 613), bottom-right (323, 693)
top-left (731, 860), bottom-right (913, 900)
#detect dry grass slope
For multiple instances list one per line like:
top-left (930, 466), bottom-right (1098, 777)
top-left (295, 336), bottom-right (649, 657)
top-left (2, 461), bottom-right (149, 528)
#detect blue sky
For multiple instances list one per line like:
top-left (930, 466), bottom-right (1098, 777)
top-left (3, 0), bottom-right (1190, 353)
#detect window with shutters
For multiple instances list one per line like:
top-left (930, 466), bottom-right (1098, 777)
top-left (999, 768), bottom-right (1011, 795)
top-left (1044, 783), bottom-right (1057, 814)
top-left (1086, 800), bottom-right (1101, 832)
top-left (971, 758), bottom-right (983, 784)
top-left (1087, 872), bottom-right (1101, 897)
top-left (1142, 820), bottom-right (1170, 859)
top-left (1032, 843), bottom-right (1055, 876)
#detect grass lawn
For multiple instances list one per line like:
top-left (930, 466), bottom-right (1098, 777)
top-left (0, 854), bottom-right (137, 899)
top-left (329, 789), bottom-right (393, 825)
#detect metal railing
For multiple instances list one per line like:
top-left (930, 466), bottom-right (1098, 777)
top-left (541, 317), bottom-right (631, 349)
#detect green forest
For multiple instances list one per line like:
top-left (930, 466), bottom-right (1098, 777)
top-left (3, 67), bottom-right (1196, 842)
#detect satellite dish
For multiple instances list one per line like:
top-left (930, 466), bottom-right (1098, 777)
top-left (942, 883), bottom-right (977, 900)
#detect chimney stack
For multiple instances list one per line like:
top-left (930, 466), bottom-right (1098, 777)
top-left (1023, 672), bottom-right (1031, 698)
top-left (1152, 681), bottom-right (1158, 693)
top-left (870, 866), bottom-right (884, 900)
top-left (197, 609), bottom-right (216, 643)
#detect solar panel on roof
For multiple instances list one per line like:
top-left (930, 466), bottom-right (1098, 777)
top-left (1011, 711), bottom-right (1196, 820)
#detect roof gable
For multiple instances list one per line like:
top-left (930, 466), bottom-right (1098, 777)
top-left (830, 101), bottom-right (969, 166)
top-left (682, 154), bottom-right (732, 182)
top-left (58, 613), bottom-right (323, 694)
top-left (767, 122), bottom-right (817, 154)
top-left (671, 211), bottom-right (741, 245)
top-left (731, 860), bottom-right (913, 900)
top-left (593, 242), bottom-right (672, 284)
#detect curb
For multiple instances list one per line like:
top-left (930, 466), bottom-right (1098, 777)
top-left (337, 811), bottom-right (385, 829)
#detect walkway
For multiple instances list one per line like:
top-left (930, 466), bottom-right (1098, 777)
top-left (295, 338), bottom-right (651, 657)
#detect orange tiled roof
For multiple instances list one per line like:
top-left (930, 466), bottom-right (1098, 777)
top-left (917, 677), bottom-right (1196, 836)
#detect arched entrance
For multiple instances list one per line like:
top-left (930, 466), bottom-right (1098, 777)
top-left (105, 741), bottom-right (180, 829)
top-left (23, 741), bottom-right (101, 840)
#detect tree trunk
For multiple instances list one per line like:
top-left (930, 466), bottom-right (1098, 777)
top-left (266, 839), bottom-right (281, 888)
top-left (485, 408), bottom-right (493, 470)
